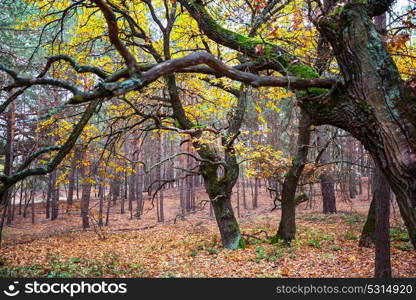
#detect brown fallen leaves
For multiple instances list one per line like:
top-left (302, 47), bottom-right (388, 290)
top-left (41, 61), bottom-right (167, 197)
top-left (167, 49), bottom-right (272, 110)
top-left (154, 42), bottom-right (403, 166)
top-left (0, 209), bottom-right (415, 278)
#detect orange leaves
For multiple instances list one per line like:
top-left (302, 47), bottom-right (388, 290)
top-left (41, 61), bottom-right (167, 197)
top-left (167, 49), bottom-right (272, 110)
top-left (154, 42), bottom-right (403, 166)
top-left (388, 33), bottom-right (411, 52)
top-left (293, 9), bottom-right (303, 30)
top-left (255, 44), bottom-right (265, 56)
top-left (281, 267), bottom-right (290, 277)
top-left (253, 0), bottom-right (268, 10)
top-left (1, 199), bottom-right (416, 278)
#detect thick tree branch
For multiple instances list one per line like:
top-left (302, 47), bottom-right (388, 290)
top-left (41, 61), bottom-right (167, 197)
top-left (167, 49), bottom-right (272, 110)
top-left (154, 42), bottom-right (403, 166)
top-left (93, 0), bottom-right (139, 73)
top-left (177, 0), bottom-right (322, 79)
top-left (40, 55), bottom-right (109, 79)
top-left (0, 99), bottom-right (101, 201)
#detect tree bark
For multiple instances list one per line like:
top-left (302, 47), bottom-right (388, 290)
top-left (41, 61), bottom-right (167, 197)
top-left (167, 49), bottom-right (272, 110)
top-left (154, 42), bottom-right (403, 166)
top-left (359, 196), bottom-right (376, 248)
top-left (66, 150), bottom-right (77, 207)
top-left (51, 175), bottom-right (59, 221)
top-left (177, 0), bottom-right (416, 249)
top-left (3, 101), bottom-right (15, 225)
top-left (373, 166), bottom-right (392, 278)
top-left (98, 184), bottom-right (104, 227)
top-left (274, 108), bottom-right (311, 243)
top-left (316, 127), bottom-right (337, 214)
top-left (304, 2), bottom-right (416, 248)
top-left (80, 147), bottom-right (91, 229)
top-left (46, 171), bottom-right (57, 219)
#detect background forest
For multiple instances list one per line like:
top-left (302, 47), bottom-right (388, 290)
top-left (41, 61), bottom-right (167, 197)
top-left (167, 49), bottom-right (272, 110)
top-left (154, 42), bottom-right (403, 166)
top-left (0, 0), bottom-right (416, 278)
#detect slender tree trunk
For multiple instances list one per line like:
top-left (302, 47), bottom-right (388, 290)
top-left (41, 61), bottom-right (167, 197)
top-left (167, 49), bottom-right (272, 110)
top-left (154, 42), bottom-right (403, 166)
top-left (51, 173), bottom-right (59, 221)
top-left (111, 179), bottom-right (120, 206)
top-left (241, 171), bottom-right (247, 210)
top-left (316, 127), bottom-right (337, 214)
top-left (136, 170), bottom-right (143, 219)
top-left (31, 187), bottom-right (35, 224)
top-left (179, 138), bottom-right (187, 219)
top-left (80, 147), bottom-right (91, 229)
top-left (98, 184), bottom-right (104, 227)
top-left (46, 171), bottom-right (57, 219)
top-left (11, 190), bottom-right (16, 222)
top-left (67, 151), bottom-right (77, 207)
top-left (236, 179), bottom-right (240, 218)
top-left (3, 102), bottom-right (15, 225)
top-left (105, 190), bottom-right (111, 226)
top-left (121, 174), bottom-right (126, 215)
top-left (19, 181), bottom-right (23, 216)
top-left (128, 173), bottom-right (135, 216)
top-left (180, 180), bottom-right (186, 219)
top-left (158, 133), bottom-right (164, 222)
top-left (253, 177), bottom-right (259, 209)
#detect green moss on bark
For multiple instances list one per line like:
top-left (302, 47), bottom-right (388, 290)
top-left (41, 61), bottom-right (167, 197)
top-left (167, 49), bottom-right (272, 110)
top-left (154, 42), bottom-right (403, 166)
top-left (287, 64), bottom-right (319, 78)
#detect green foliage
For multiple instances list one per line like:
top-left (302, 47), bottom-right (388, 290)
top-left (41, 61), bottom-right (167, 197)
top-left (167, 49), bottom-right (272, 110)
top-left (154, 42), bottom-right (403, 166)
top-left (173, 119), bottom-right (181, 128)
top-left (0, 252), bottom-right (148, 278)
top-left (206, 248), bottom-right (219, 255)
top-left (238, 238), bottom-right (247, 249)
top-left (330, 245), bottom-right (342, 251)
top-left (390, 227), bottom-right (410, 242)
top-left (344, 230), bottom-right (358, 240)
top-left (297, 215), bottom-right (328, 222)
top-left (394, 242), bottom-right (413, 251)
top-left (270, 234), bottom-right (280, 244)
top-left (322, 253), bottom-right (335, 260)
top-left (304, 229), bottom-right (334, 249)
top-left (254, 244), bottom-right (287, 263)
top-left (247, 238), bottom-right (267, 245)
top-left (342, 214), bottom-right (365, 225)
top-left (307, 239), bottom-right (322, 249)
top-left (255, 246), bottom-right (267, 262)
top-left (158, 273), bottom-right (180, 278)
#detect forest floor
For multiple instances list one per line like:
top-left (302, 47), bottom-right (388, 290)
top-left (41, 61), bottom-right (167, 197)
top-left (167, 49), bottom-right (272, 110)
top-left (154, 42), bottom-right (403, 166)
top-left (0, 183), bottom-right (415, 278)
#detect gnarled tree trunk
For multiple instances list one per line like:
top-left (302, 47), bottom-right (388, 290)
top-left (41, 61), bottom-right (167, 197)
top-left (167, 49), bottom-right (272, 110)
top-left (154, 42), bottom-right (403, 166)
top-left (302, 0), bottom-right (416, 248)
top-left (200, 159), bottom-right (242, 249)
top-left (274, 108), bottom-right (311, 243)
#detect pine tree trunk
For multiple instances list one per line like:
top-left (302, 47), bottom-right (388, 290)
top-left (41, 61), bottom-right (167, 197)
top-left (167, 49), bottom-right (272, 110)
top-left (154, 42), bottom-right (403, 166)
top-left (51, 177), bottom-right (59, 221)
top-left (80, 148), bottom-right (91, 229)
top-left (3, 102), bottom-right (15, 225)
top-left (374, 166), bottom-right (392, 278)
top-left (31, 187), bottom-right (35, 224)
top-left (98, 184), bottom-right (104, 227)
top-left (46, 171), bottom-right (57, 219)
top-left (316, 127), bottom-right (337, 214)
top-left (67, 151), bottom-right (77, 207)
